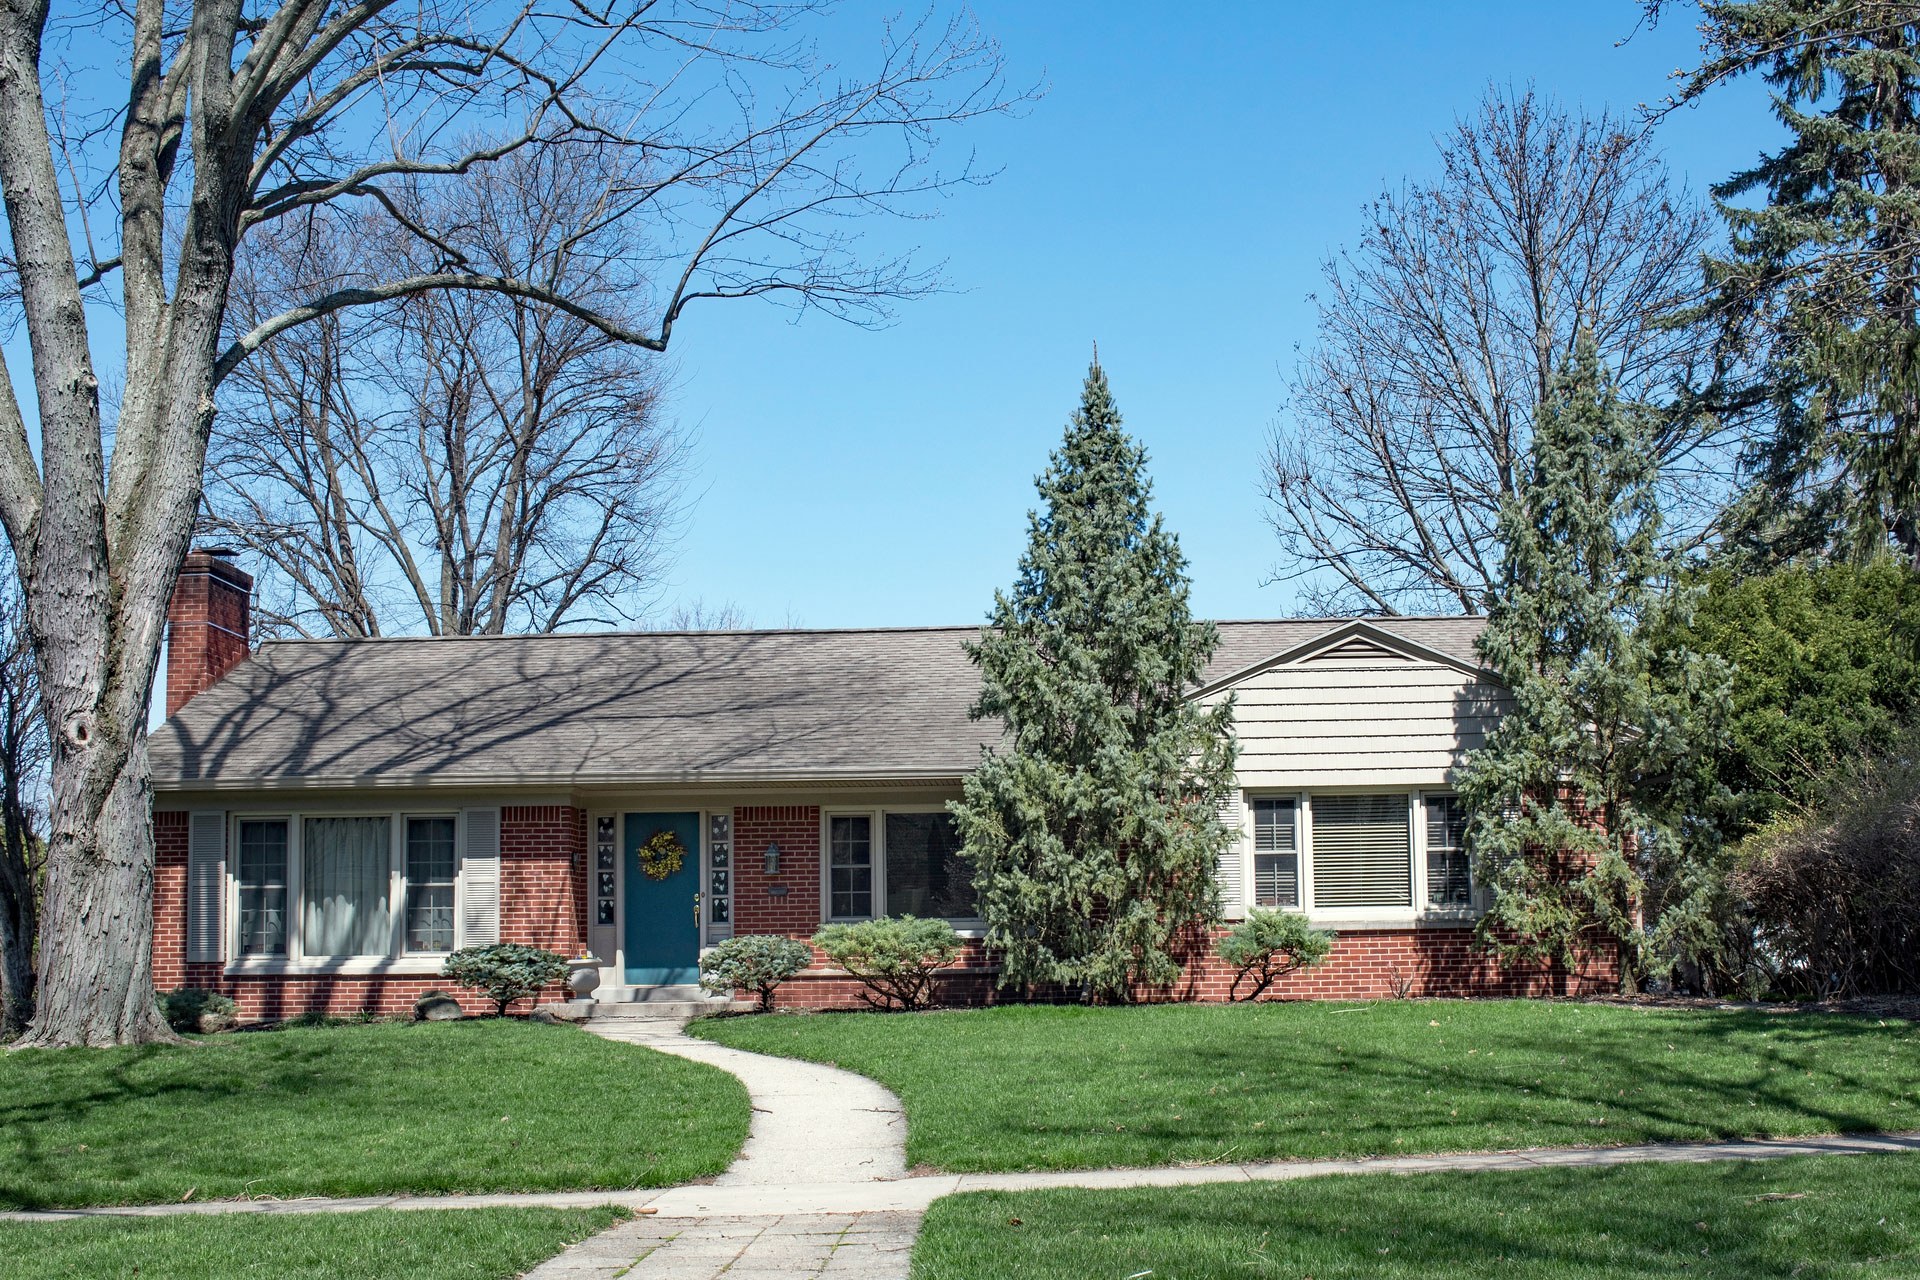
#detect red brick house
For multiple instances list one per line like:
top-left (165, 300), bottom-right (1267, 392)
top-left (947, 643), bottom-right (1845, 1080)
top-left (150, 549), bottom-right (1614, 1019)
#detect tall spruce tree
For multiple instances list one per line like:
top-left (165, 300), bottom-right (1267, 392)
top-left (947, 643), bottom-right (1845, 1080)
top-left (1669, 1), bottom-right (1920, 566)
top-left (1457, 336), bottom-right (1733, 993)
top-left (952, 361), bottom-right (1236, 1003)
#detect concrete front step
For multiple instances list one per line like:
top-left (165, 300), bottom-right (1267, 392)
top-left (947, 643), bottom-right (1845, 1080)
top-left (588, 990), bottom-right (755, 1025)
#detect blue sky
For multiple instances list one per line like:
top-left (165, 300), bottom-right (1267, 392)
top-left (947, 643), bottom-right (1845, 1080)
top-left (656, 1), bottom-right (1781, 628)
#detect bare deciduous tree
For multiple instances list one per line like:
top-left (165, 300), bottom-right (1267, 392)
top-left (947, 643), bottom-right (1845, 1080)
top-left (0, 0), bottom-right (1020, 1045)
top-left (1265, 87), bottom-right (1733, 615)
top-left (205, 146), bottom-right (686, 636)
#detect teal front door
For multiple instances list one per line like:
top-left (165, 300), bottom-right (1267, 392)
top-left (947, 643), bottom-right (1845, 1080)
top-left (624, 812), bottom-right (701, 985)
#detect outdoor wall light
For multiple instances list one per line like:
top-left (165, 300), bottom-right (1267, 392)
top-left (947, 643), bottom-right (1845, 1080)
top-left (763, 842), bottom-right (781, 876)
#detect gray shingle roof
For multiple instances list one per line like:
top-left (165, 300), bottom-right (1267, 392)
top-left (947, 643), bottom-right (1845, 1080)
top-left (148, 616), bottom-right (1487, 790)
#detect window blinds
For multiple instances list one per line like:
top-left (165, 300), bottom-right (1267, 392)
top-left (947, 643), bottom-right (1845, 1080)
top-left (1310, 794), bottom-right (1411, 909)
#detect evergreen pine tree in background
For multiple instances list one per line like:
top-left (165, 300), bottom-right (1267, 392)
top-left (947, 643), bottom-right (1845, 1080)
top-left (1457, 336), bottom-right (1733, 993)
top-left (952, 361), bottom-right (1237, 1003)
top-left (1671, 1), bottom-right (1920, 566)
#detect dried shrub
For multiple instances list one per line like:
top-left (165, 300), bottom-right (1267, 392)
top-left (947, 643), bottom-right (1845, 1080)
top-left (1735, 733), bottom-right (1920, 996)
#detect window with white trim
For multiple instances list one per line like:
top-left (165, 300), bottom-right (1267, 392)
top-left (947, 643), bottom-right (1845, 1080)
top-left (823, 809), bottom-right (980, 923)
top-left (1251, 797), bottom-right (1300, 908)
top-left (302, 815), bottom-right (392, 956)
top-left (405, 817), bottom-right (458, 952)
top-left (237, 819), bottom-right (289, 956)
top-left (827, 814), bottom-right (874, 919)
top-left (229, 810), bottom-right (466, 963)
top-left (1424, 795), bottom-right (1472, 907)
top-left (1309, 794), bottom-right (1412, 910)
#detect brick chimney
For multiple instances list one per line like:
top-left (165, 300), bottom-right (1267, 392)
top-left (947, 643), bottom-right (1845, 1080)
top-left (166, 548), bottom-right (253, 717)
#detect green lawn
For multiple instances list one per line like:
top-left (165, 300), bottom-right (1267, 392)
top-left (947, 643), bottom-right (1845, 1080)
top-left (0, 1206), bottom-right (625, 1279)
top-left (911, 1152), bottom-right (1920, 1279)
top-left (0, 1021), bottom-right (748, 1209)
top-left (694, 1000), bottom-right (1920, 1171)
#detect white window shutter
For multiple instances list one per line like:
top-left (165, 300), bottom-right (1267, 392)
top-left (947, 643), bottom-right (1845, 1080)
top-left (1213, 791), bottom-right (1246, 918)
top-left (186, 811), bottom-right (226, 963)
top-left (459, 808), bottom-right (501, 947)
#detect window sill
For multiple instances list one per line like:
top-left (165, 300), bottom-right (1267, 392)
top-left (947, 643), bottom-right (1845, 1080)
top-left (224, 956), bottom-right (451, 978)
top-left (1304, 909), bottom-right (1483, 931)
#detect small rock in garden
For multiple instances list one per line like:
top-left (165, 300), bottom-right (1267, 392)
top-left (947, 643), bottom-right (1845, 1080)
top-left (414, 991), bottom-right (464, 1021)
top-left (531, 1001), bottom-right (590, 1024)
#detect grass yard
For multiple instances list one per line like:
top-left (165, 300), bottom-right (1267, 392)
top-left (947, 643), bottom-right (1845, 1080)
top-left (0, 1020), bottom-right (748, 1209)
top-left (911, 1152), bottom-right (1920, 1279)
top-left (694, 1000), bottom-right (1920, 1171)
top-left (0, 1206), bottom-right (625, 1279)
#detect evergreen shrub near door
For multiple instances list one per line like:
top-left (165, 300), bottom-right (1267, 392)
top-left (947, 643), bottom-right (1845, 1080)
top-left (700, 934), bottom-right (813, 1011)
top-left (812, 916), bottom-right (961, 1011)
top-left (443, 944), bottom-right (571, 1015)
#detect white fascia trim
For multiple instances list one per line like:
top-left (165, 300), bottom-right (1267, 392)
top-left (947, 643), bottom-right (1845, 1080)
top-left (1194, 618), bottom-right (1497, 699)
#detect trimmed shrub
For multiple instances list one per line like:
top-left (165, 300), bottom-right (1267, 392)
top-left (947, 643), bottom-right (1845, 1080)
top-left (443, 944), bottom-right (571, 1016)
top-left (699, 934), bottom-right (813, 1011)
top-left (811, 915), bottom-right (962, 1011)
top-left (1217, 910), bottom-right (1334, 1001)
top-left (156, 986), bottom-right (238, 1034)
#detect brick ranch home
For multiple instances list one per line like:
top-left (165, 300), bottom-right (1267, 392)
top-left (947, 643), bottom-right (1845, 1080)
top-left (149, 549), bottom-right (1616, 1019)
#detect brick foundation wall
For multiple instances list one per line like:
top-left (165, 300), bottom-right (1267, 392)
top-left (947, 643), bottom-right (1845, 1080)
top-left (153, 807), bottom-right (585, 1022)
top-left (757, 927), bottom-right (1615, 1009)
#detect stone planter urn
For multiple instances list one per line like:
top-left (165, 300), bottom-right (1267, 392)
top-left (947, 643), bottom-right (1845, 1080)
top-left (567, 955), bottom-right (603, 1000)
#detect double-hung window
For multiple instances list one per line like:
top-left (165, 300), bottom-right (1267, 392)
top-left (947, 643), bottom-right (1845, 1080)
top-left (828, 815), bottom-right (875, 920)
top-left (1251, 798), bottom-right (1300, 908)
top-left (405, 817), bottom-right (458, 952)
top-left (236, 819), bottom-right (290, 956)
top-left (1424, 795), bottom-right (1472, 907)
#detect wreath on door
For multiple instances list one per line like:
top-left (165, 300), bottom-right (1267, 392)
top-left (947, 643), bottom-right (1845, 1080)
top-left (638, 829), bottom-right (688, 881)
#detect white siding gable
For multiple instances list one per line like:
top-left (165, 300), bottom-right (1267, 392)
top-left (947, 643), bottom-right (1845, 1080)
top-left (1203, 623), bottom-right (1509, 789)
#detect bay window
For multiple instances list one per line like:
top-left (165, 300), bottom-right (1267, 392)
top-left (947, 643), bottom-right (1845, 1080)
top-left (1234, 791), bottom-right (1475, 917)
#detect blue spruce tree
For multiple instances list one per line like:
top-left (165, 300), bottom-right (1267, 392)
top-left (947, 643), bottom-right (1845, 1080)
top-left (952, 360), bottom-right (1237, 1003)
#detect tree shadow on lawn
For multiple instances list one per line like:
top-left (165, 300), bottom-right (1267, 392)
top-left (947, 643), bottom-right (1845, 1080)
top-left (0, 1037), bottom-right (347, 1210)
top-left (922, 1006), bottom-right (1919, 1168)
top-left (923, 1156), bottom-right (1920, 1279)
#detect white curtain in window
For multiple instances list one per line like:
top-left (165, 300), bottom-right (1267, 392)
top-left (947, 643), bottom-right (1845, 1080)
top-left (302, 816), bottom-right (392, 956)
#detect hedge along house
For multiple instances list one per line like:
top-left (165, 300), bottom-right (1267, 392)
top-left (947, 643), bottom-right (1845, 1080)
top-left (148, 549), bottom-right (1616, 1019)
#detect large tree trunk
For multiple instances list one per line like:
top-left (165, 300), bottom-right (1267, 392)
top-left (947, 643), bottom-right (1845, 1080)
top-left (16, 734), bottom-right (174, 1048)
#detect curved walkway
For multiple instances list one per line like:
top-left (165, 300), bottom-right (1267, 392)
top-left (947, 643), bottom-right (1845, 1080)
top-left (6, 1017), bottom-right (1918, 1279)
